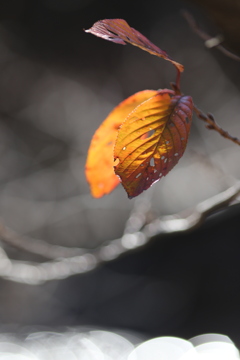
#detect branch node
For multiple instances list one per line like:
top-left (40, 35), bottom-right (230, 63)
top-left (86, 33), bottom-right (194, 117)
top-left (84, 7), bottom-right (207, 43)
top-left (206, 124), bottom-right (215, 130)
top-left (207, 113), bottom-right (215, 121)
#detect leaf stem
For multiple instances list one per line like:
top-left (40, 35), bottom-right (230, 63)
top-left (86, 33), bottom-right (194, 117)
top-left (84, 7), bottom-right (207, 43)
top-left (175, 69), bottom-right (181, 93)
top-left (194, 105), bottom-right (240, 146)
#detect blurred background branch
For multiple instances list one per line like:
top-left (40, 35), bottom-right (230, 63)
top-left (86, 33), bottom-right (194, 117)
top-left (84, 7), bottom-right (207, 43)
top-left (187, 0), bottom-right (240, 55)
top-left (182, 10), bottom-right (240, 61)
top-left (0, 181), bottom-right (239, 284)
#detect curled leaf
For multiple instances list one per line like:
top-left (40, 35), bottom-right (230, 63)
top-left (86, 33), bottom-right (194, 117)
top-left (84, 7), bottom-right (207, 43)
top-left (86, 90), bottom-right (158, 198)
top-left (114, 91), bottom-right (193, 198)
top-left (85, 19), bottom-right (184, 73)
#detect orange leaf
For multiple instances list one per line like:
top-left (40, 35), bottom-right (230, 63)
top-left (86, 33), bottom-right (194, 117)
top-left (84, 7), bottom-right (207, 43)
top-left (86, 90), bottom-right (159, 198)
top-left (114, 90), bottom-right (193, 198)
top-left (85, 19), bottom-right (184, 73)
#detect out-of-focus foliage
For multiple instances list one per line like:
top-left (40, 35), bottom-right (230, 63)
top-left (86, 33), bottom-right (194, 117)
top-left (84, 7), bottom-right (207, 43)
top-left (0, 330), bottom-right (236, 359)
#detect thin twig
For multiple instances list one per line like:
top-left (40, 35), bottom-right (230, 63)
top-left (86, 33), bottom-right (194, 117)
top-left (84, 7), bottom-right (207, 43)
top-left (193, 105), bottom-right (240, 146)
top-left (182, 10), bottom-right (240, 62)
top-left (171, 84), bottom-right (240, 146)
top-left (0, 182), bottom-right (239, 285)
top-left (175, 69), bottom-right (181, 92)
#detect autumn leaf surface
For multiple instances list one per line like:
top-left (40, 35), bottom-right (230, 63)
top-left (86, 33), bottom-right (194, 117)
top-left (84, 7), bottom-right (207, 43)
top-left (114, 91), bottom-right (193, 198)
top-left (85, 19), bottom-right (184, 73)
top-left (86, 90), bottom-right (159, 198)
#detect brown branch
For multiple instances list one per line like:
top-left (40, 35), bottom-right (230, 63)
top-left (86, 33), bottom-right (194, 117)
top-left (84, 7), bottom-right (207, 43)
top-left (182, 10), bottom-right (240, 62)
top-left (193, 105), bottom-right (240, 146)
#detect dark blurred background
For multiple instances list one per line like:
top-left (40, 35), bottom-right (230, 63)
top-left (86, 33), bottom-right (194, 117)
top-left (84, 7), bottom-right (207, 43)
top-left (0, 0), bottom-right (240, 350)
